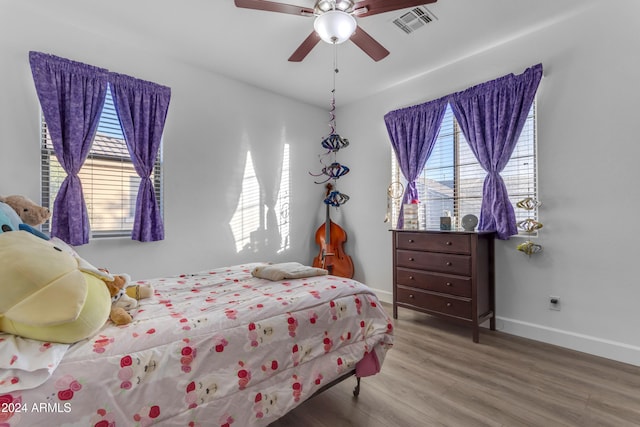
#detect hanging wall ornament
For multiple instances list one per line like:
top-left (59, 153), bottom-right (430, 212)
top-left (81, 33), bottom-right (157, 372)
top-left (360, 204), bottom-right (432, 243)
top-left (309, 162), bottom-right (350, 184)
top-left (517, 240), bottom-right (543, 256)
top-left (517, 218), bottom-right (543, 233)
top-left (321, 133), bottom-right (350, 152)
top-left (515, 196), bottom-right (543, 256)
top-left (384, 181), bottom-right (404, 223)
top-left (516, 197), bottom-right (542, 210)
top-left (324, 190), bottom-right (350, 207)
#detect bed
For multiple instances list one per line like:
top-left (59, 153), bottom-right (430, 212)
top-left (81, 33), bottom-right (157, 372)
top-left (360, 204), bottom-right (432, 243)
top-left (0, 262), bottom-right (394, 426)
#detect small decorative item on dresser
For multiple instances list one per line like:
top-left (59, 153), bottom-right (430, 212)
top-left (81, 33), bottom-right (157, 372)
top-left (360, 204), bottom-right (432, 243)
top-left (439, 210), bottom-right (452, 230)
top-left (461, 214), bottom-right (478, 231)
top-left (403, 199), bottom-right (419, 230)
top-left (439, 216), bottom-right (451, 230)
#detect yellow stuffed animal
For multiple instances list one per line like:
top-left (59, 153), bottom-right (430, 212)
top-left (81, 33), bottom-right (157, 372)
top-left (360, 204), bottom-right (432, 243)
top-left (0, 231), bottom-right (111, 343)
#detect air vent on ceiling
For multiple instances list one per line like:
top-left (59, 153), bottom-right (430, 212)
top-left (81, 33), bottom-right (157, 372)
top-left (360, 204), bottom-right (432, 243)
top-left (392, 6), bottom-right (436, 34)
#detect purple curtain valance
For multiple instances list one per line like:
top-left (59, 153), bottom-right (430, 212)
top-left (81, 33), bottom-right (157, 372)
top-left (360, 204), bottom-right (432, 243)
top-left (384, 96), bottom-right (448, 228)
top-left (110, 72), bottom-right (171, 242)
top-left (449, 63), bottom-right (543, 239)
top-left (29, 51), bottom-right (109, 245)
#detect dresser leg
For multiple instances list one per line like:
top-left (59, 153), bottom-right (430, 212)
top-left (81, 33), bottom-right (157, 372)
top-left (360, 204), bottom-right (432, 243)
top-left (473, 326), bottom-right (479, 343)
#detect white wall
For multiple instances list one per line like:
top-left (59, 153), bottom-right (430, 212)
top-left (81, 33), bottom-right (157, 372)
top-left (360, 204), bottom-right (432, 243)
top-left (339, 0), bottom-right (640, 366)
top-left (0, 5), bottom-right (327, 279)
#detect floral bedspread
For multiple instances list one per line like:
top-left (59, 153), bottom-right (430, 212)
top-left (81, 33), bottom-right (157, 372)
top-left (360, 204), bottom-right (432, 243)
top-left (0, 263), bottom-right (394, 426)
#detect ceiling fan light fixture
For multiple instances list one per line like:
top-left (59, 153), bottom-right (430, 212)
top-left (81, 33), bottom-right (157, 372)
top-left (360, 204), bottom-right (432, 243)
top-left (316, 0), bottom-right (354, 13)
top-left (316, 0), bottom-right (332, 12)
top-left (314, 10), bottom-right (357, 44)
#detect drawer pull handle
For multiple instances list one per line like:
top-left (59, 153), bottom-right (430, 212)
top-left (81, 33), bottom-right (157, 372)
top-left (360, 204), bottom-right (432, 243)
top-left (409, 257), bottom-right (414, 261)
top-left (408, 239), bottom-right (414, 243)
top-left (446, 282), bottom-right (452, 287)
top-left (409, 294), bottom-right (415, 299)
top-left (446, 241), bottom-right (452, 246)
top-left (409, 276), bottom-right (414, 280)
top-left (446, 302), bottom-right (452, 307)
top-left (446, 261), bottom-right (452, 266)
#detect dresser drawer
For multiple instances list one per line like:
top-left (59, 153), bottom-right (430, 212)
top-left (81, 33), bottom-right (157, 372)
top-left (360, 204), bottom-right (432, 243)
top-left (396, 267), bottom-right (472, 298)
top-left (396, 232), bottom-right (471, 254)
top-left (396, 287), bottom-right (471, 320)
top-left (396, 250), bottom-right (471, 276)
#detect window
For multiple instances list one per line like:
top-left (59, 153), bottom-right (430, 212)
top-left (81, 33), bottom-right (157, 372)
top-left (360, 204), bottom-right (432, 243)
top-left (391, 102), bottom-right (537, 234)
top-left (41, 84), bottom-right (163, 237)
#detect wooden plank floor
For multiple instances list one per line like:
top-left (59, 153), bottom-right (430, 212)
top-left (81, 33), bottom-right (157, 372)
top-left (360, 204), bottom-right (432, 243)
top-left (270, 304), bottom-right (640, 427)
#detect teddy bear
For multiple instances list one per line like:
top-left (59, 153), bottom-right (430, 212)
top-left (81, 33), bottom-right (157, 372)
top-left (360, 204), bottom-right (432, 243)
top-left (0, 195), bottom-right (51, 226)
top-left (104, 278), bottom-right (133, 326)
top-left (0, 198), bottom-right (50, 241)
top-left (99, 269), bottom-right (153, 326)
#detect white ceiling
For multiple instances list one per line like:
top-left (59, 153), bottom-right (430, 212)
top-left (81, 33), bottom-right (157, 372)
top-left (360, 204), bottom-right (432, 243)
top-left (15, 0), bottom-right (596, 108)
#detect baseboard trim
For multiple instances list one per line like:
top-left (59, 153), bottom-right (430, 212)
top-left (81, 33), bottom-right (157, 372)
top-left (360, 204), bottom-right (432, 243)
top-left (371, 288), bottom-right (640, 367)
top-left (497, 316), bottom-right (640, 367)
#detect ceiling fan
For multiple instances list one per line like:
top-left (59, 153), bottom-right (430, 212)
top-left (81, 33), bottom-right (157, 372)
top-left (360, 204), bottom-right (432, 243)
top-left (234, 0), bottom-right (437, 62)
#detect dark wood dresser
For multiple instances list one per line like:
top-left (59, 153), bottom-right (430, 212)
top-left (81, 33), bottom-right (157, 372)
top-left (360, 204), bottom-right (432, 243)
top-left (392, 229), bottom-right (495, 342)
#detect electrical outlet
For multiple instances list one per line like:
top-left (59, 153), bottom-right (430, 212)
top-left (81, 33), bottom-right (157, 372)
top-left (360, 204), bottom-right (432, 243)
top-left (549, 296), bottom-right (561, 311)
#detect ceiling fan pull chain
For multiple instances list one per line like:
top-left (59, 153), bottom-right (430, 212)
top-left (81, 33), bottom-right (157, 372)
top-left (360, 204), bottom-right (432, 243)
top-left (309, 37), bottom-right (350, 199)
top-left (329, 42), bottom-right (338, 136)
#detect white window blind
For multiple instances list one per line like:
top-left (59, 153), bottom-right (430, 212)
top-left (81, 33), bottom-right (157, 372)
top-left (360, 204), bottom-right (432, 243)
top-left (41, 84), bottom-right (163, 237)
top-left (392, 102), bottom-right (537, 233)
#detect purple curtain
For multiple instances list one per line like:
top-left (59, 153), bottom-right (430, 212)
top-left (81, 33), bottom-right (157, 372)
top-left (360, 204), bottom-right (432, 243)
top-left (110, 73), bottom-right (171, 242)
top-left (449, 63), bottom-right (543, 239)
top-left (29, 51), bottom-right (108, 245)
top-left (384, 97), bottom-right (448, 228)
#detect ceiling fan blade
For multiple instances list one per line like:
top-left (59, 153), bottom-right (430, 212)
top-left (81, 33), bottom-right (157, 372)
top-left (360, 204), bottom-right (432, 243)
top-left (288, 31), bottom-right (322, 62)
top-left (350, 25), bottom-right (389, 62)
top-left (353, 0), bottom-right (437, 17)
top-left (234, 0), bottom-right (314, 16)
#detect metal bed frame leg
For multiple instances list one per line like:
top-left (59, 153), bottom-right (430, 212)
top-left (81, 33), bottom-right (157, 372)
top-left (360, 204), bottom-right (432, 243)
top-left (308, 370), bottom-right (361, 401)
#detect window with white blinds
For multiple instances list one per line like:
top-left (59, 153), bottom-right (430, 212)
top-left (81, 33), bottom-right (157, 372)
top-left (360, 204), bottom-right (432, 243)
top-left (41, 84), bottom-right (163, 238)
top-left (391, 102), bottom-right (537, 234)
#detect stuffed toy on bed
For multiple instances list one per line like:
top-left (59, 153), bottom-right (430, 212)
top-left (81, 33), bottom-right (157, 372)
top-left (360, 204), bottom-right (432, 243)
top-left (0, 194), bottom-right (51, 226)
top-left (0, 199), bottom-right (50, 240)
top-left (0, 201), bottom-right (21, 233)
top-left (0, 231), bottom-right (111, 343)
top-left (37, 238), bottom-right (154, 327)
top-left (100, 271), bottom-right (153, 326)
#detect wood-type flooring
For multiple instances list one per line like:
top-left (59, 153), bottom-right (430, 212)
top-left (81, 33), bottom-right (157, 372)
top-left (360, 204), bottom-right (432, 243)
top-left (270, 304), bottom-right (640, 427)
